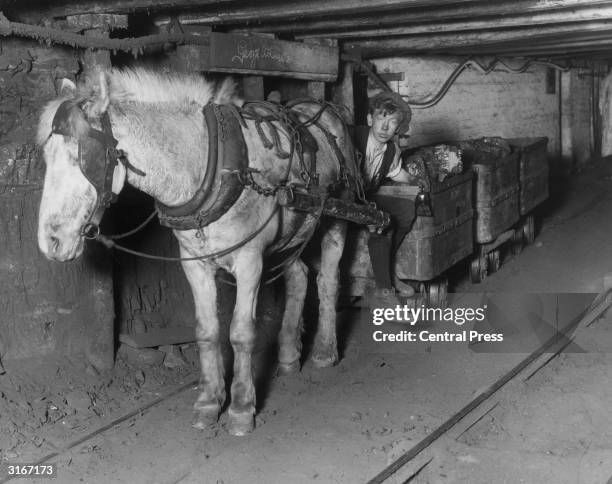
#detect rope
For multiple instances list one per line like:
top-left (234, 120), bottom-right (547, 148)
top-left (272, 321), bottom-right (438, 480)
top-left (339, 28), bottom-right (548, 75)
top-left (108, 211), bottom-right (157, 240)
top-left (94, 205), bottom-right (279, 262)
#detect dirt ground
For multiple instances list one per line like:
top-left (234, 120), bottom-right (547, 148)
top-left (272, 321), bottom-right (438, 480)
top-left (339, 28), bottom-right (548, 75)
top-left (2, 161), bottom-right (612, 484)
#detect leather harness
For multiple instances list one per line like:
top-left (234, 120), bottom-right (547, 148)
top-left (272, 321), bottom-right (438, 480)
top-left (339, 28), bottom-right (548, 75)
top-left (51, 97), bottom-right (373, 263)
top-left (155, 103), bottom-right (248, 230)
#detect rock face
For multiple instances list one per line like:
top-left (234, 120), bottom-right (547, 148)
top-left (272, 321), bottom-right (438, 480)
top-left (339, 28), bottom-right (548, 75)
top-left (0, 39), bottom-right (114, 367)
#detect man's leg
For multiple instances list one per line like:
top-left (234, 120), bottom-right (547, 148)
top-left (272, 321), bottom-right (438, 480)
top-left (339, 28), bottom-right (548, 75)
top-left (372, 194), bottom-right (417, 295)
top-left (367, 231), bottom-right (394, 290)
top-left (367, 231), bottom-right (403, 309)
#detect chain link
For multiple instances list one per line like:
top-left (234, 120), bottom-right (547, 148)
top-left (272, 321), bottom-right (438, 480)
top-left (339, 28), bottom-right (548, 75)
top-left (234, 169), bottom-right (282, 198)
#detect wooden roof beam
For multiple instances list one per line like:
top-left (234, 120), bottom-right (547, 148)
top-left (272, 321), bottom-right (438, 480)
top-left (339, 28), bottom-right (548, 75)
top-left (296, 6), bottom-right (612, 40)
top-left (236, 0), bottom-right (612, 35)
top-left (345, 21), bottom-right (612, 58)
top-left (443, 35), bottom-right (612, 57)
top-left (390, 39), bottom-right (612, 59)
top-left (153, 0), bottom-right (495, 27)
top-left (9, 0), bottom-right (239, 21)
top-left (433, 28), bottom-right (612, 53)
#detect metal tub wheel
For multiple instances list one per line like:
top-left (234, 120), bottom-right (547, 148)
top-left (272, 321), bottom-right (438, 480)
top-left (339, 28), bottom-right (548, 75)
top-left (511, 229), bottom-right (523, 255)
top-left (487, 249), bottom-right (501, 273)
top-left (470, 250), bottom-right (488, 284)
top-left (416, 282), bottom-right (428, 306)
top-left (523, 214), bottom-right (535, 245)
top-left (471, 228), bottom-right (515, 284)
top-left (427, 277), bottom-right (449, 309)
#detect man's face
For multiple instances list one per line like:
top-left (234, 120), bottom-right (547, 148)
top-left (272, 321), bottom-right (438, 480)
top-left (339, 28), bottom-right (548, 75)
top-left (367, 109), bottom-right (404, 144)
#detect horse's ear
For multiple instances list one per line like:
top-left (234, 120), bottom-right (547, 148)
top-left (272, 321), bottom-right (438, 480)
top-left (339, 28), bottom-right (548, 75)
top-left (59, 78), bottom-right (77, 97)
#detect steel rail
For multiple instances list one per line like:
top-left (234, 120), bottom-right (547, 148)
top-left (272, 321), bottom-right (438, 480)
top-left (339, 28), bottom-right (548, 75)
top-left (366, 289), bottom-right (612, 484)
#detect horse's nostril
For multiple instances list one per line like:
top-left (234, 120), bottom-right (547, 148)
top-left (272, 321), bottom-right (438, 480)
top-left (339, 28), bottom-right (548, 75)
top-left (49, 236), bottom-right (60, 253)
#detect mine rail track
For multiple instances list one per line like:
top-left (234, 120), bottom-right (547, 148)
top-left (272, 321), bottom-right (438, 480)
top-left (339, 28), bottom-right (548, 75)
top-left (365, 288), bottom-right (612, 484)
top-left (0, 378), bottom-right (199, 484)
top-left (1, 290), bottom-right (609, 484)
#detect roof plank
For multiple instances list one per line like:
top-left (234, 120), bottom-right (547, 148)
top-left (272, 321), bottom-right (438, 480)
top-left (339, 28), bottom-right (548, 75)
top-left (297, 6), bottom-right (612, 40)
top-left (345, 20), bottom-right (612, 57)
top-left (10, 0), bottom-right (238, 21)
top-left (234, 0), bottom-right (612, 35)
top-left (153, 0), bottom-right (508, 26)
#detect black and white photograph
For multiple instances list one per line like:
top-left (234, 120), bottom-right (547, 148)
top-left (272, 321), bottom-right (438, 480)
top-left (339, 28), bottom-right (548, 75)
top-left (0, 1), bottom-right (611, 482)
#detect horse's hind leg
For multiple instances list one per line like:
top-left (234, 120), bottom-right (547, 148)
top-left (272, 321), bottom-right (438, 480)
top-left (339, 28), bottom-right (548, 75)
top-left (278, 258), bottom-right (308, 375)
top-left (228, 253), bottom-right (263, 436)
top-left (312, 220), bottom-right (347, 368)
top-left (181, 259), bottom-right (225, 431)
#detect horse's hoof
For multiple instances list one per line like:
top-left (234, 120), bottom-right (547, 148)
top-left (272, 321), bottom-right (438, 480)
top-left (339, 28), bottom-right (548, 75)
top-left (277, 360), bottom-right (300, 375)
top-left (227, 410), bottom-right (255, 436)
top-left (311, 353), bottom-right (337, 368)
top-left (191, 405), bottom-right (219, 431)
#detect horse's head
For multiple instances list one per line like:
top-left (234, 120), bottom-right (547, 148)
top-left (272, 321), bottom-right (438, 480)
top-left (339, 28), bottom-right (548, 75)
top-left (37, 73), bottom-right (127, 261)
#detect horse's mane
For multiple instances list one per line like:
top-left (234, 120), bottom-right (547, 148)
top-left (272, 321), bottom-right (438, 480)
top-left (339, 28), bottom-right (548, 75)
top-left (37, 68), bottom-right (240, 146)
top-left (105, 68), bottom-right (239, 107)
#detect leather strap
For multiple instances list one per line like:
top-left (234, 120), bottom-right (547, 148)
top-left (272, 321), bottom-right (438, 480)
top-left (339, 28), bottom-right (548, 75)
top-left (156, 103), bottom-right (247, 230)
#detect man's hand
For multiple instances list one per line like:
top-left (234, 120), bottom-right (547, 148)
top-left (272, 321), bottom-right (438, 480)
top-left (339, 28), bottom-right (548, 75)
top-left (390, 168), bottom-right (412, 183)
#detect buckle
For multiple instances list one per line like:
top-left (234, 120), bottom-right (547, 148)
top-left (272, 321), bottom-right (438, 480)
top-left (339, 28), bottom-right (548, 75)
top-left (81, 222), bottom-right (100, 240)
top-left (276, 185), bottom-right (295, 206)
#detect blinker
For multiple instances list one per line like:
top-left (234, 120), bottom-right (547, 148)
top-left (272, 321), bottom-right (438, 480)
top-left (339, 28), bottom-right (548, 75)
top-left (51, 101), bottom-right (120, 209)
top-left (51, 100), bottom-right (76, 137)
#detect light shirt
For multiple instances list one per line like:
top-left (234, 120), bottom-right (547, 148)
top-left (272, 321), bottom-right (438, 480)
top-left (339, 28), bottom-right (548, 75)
top-left (362, 131), bottom-right (403, 188)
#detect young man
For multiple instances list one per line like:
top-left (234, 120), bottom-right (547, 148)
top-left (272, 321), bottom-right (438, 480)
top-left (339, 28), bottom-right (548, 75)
top-left (354, 91), bottom-right (416, 302)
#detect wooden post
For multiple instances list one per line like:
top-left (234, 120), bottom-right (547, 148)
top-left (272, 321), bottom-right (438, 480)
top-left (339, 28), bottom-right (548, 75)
top-left (85, 24), bottom-right (114, 372)
top-left (242, 75), bottom-right (265, 100)
top-left (559, 70), bottom-right (573, 173)
top-left (307, 81), bottom-right (325, 100)
top-left (303, 38), bottom-right (336, 100)
top-left (67, 14), bottom-right (126, 371)
top-left (332, 61), bottom-right (355, 124)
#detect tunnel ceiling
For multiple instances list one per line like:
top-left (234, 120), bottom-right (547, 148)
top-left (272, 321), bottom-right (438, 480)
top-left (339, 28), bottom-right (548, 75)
top-left (3, 0), bottom-right (612, 61)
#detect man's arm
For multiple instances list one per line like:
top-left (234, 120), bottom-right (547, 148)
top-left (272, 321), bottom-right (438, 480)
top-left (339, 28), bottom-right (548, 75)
top-left (387, 148), bottom-right (412, 183)
top-left (388, 168), bottom-right (411, 183)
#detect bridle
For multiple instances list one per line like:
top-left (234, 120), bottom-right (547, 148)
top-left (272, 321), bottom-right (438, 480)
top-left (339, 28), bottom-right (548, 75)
top-left (49, 100), bottom-right (145, 238)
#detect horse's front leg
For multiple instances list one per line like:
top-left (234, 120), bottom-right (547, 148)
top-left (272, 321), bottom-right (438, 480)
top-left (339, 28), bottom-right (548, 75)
top-left (228, 251), bottom-right (263, 436)
top-left (312, 220), bottom-right (347, 367)
top-left (180, 257), bottom-right (225, 431)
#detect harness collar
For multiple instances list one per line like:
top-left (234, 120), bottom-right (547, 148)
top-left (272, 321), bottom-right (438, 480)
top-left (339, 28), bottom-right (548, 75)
top-left (155, 103), bottom-right (248, 230)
